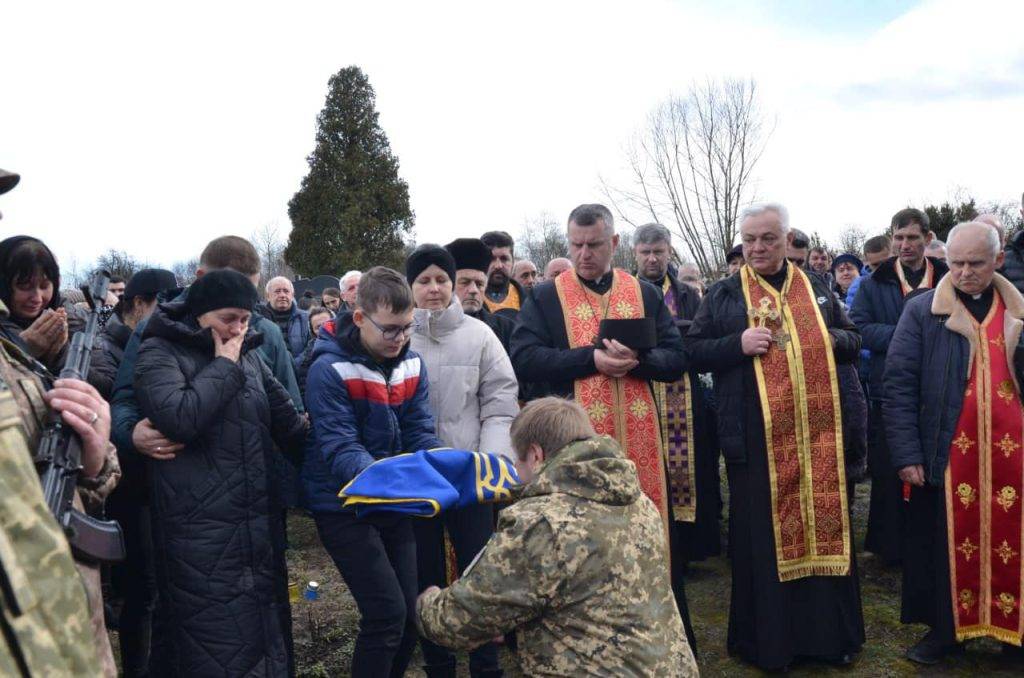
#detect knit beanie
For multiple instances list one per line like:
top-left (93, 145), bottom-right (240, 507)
top-left (405, 244), bottom-right (456, 286)
top-left (187, 269), bottom-right (259, 317)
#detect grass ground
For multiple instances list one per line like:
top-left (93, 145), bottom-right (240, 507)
top-left (284, 479), bottom-right (1024, 677)
top-left (110, 478), bottom-right (1024, 676)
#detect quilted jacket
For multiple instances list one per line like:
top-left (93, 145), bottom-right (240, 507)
top-left (134, 301), bottom-right (307, 677)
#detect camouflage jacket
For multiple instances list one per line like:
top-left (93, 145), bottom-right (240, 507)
top-left (417, 436), bottom-right (698, 677)
top-left (0, 360), bottom-right (101, 676)
top-left (0, 302), bottom-right (119, 677)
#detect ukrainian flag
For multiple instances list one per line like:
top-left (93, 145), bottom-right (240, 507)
top-left (338, 449), bottom-right (520, 517)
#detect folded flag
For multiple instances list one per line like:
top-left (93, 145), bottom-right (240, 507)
top-left (338, 449), bottom-right (520, 517)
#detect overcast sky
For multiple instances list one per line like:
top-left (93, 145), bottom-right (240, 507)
top-left (2, 0), bottom-right (1022, 273)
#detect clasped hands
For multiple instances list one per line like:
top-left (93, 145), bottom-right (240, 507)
top-left (21, 308), bottom-right (69, 360)
top-left (594, 338), bottom-right (638, 378)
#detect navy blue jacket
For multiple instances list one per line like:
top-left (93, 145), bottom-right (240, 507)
top-left (883, 275), bottom-right (1024, 486)
top-left (301, 313), bottom-right (442, 514)
top-left (849, 256), bottom-right (948, 401)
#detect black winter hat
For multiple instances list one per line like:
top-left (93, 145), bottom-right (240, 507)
top-left (444, 238), bottom-right (492, 274)
top-left (405, 244), bottom-right (456, 286)
top-left (186, 269), bottom-right (259, 317)
top-left (726, 243), bottom-right (744, 264)
top-left (125, 268), bottom-right (178, 300)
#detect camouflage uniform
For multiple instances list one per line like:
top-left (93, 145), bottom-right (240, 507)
top-left (0, 301), bottom-right (120, 677)
top-left (417, 436), bottom-right (698, 677)
top-left (0, 331), bottom-right (100, 674)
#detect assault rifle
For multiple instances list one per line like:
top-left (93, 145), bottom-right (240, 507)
top-left (37, 270), bottom-right (126, 563)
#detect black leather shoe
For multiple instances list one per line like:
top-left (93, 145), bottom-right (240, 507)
top-left (905, 630), bottom-right (963, 665)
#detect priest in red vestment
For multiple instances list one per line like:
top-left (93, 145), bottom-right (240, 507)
top-left (509, 203), bottom-right (694, 651)
top-left (886, 221), bottom-right (1024, 665)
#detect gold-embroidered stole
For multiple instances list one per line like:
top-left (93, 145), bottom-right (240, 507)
top-left (655, 276), bottom-right (697, 522)
top-left (946, 291), bottom-right (1024, 645)
top-left (555, 269), bottom-right (669, 521)
top-left (741, 264), bottom-right (851, 581)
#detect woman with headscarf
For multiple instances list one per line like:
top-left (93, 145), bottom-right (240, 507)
top-left (0, 235), bottom-right (87, 368)
top-left (134, 269), bottom-right (308, 677)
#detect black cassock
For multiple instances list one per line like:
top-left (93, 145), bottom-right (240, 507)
top-left (687, 266), bottom-right (866, 671)
top-left (900, 484), bottom-right (957, 640)
top-left (510, 270), bottom-right (699, 654)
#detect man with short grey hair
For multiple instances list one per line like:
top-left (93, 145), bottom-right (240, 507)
top-left (339, 270), bottom-right (362, 310)
top-left (512, 203), bottom-right (696, 651)
top-left (886, 221), bottom-right (1024, 664)
top-left (687, 202), bottom-right (865, 670)
top-left (260, 276), bottom-right (310, 358)
top-left (632, 223), bottom-right (722, 567)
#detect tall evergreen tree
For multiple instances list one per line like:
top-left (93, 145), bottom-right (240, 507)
top-left (286, 66), bottom-right (414, 276)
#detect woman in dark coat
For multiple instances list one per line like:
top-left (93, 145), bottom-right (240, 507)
top-left (134, 270), bottom-right (307, 677)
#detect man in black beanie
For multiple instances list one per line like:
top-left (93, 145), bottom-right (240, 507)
top-left (445, 238), bottom-right (515, 355)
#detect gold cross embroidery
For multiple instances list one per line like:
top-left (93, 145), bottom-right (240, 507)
top-left (748, 297), bottom-right (779, 328)
top-left (957, 537), bottom-right (979, 561)
top-left (995, 540), bottom-right (1019, 565)
top-left (997, 433), bottom-right (1020, 458)
top-left (953, 431), bottom-right (975, 455)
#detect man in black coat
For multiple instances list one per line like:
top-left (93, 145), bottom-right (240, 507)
top-left (687, 202), bottom-right (865, 671)
top-left (633, 223), bottom-right (721, 565)
top-left (850, 208), bottom-right (949, 564)
top-left (510, 203), bottom-right (696, 653)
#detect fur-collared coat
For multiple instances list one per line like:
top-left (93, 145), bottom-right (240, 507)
top-left (884, 273), bottom-right (1024, 485)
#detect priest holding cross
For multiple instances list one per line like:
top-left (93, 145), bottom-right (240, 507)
top-left (687, 202), bottom-right (865, 671)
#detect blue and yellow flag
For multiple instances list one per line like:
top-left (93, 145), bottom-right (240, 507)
top-left (338, 449), bottom-right (520, 517)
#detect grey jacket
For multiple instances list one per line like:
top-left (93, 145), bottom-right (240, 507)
top-left (411, 300), bottom-right (519, 460)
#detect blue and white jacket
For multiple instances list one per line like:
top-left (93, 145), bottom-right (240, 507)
top-left (300, 312), bottom-right (442, 513)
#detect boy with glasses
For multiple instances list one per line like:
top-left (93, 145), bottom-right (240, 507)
top-left (302, 266), bottom-right (442, 678)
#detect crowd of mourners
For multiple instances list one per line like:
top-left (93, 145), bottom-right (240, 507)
top-left (5, 161), bottom-right (1024, 678)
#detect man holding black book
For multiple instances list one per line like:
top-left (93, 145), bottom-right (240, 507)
top-left (510, 203), bottom-right (694, 651)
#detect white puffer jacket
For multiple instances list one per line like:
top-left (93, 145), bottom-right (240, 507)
top-left (411, 300), bottom-right (519, 460)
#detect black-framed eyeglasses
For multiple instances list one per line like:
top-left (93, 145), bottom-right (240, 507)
top-left (364, 314), bottom-right (415, 342)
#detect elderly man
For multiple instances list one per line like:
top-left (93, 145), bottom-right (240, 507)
top-left (885, 221), bottom-right (1024, 663)
top-left (543, 257), bottom-right (572, 279)
top-left (687, 202), bottom-right (864, 670)
top-left (446, 238), bottom-right (515, 354)
top-left (339, 270), bottom-right (361, 310)
top-left (634, 223), bottom-right (721, 564)
top-left (851, 209), bottom-right (949, 565)
top-left (513, 259), bottom-right (539, 292)
top-left (512, 204), bottom-right (695, 647)
top-left (260, 276), bottom-right (310, 358)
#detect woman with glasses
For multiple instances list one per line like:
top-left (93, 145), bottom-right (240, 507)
top-left (404, 244), bottom-right (519, 678)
